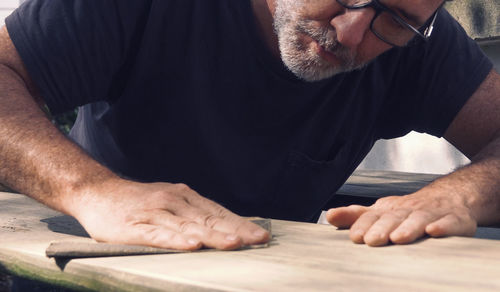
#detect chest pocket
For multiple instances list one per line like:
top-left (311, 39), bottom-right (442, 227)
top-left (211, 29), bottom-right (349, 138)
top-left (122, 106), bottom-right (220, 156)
top-left (270, 145), bottom-right (351, 222)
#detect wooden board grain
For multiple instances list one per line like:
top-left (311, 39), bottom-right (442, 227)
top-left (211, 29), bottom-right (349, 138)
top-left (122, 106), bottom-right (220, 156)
top-left (1, 191), bottom-right (500, 291)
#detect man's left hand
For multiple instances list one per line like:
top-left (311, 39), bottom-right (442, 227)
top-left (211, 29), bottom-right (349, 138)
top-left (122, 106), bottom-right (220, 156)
top-left (325, 189), bottom-right (477, 246)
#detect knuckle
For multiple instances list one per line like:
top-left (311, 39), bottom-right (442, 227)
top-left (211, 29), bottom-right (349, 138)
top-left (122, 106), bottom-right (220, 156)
top-left (151, 189), bottom-right (177, 202)
top-left (373, 197), bottom-right (388, 207)
top-left (201, 214), bottom-right (220, 229)
top-left (383, 209), bottom-right (407, 221)
top-left (125, 211), bottom-right (155, 225)
top-left (458, 208), bottom-right (475, 221)
top-left (402, 219), bottom-right (421, 231)
top-left (447, 213), bottom-right (461, 223)
top-left (408, 210), bottom-right (432, 223)
top-left (172, 183), bottom-right (192, 193)
top-left (214, 206), bottom-right (228, 218)
top-left (400, 198), bottom-right (424, 210)
top-left (377, 195), bottom-right (397, 203)
top-left (178, 220), bottom-right (197, 233)
top-left (410, 209), bottom-right (428, 217)
top-left (373, 196), bottom-right (399, 209)
top-left (142, 227), bottom-right (170, 244)
top-left (125, 213), bottom-right (144, 225)
top-left (150, 188), bottom-right (190, 209)
top-left (359, 210), bottom-right (380, 221)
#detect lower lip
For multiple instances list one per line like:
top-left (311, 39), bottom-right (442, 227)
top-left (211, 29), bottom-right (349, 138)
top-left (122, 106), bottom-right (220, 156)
top-left (314, 41), bottom-right (339, 65)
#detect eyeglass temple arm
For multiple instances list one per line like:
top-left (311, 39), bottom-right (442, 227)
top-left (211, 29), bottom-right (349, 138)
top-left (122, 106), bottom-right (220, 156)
top-left (423, 10), bottom-right (439, 38)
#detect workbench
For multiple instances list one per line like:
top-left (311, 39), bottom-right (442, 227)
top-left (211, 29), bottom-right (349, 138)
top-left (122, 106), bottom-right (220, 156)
top-left (1, 170), bottom-right (499, 291)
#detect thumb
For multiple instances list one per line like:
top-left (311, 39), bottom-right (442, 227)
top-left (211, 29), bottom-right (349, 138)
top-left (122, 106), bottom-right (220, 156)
top-left (326, 205), bottom-right (369, 228)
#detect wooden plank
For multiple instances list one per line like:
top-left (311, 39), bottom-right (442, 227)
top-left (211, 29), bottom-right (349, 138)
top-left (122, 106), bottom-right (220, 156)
top-left (44, 219), bottom-right (271, 258)
top-left (1, 191), bottom-right (500, 291)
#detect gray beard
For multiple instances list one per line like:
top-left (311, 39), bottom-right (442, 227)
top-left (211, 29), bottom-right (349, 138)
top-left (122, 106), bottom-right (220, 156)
top-left (273, 1), bottom-right (363, 81)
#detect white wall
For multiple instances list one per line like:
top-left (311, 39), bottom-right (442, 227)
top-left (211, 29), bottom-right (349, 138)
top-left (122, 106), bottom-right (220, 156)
top-left (357, 134), bottom-right (470, 175)
top-left (0, 0), bottom-right (19, 26)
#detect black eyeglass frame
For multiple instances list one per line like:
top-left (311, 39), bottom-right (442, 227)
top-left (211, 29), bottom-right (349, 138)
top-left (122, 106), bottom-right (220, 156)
top-left (335, 0), bottom-right (440, 47)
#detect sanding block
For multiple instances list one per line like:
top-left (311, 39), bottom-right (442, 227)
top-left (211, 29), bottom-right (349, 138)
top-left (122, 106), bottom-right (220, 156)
top-left (46, 218), bottom-right (272, 258)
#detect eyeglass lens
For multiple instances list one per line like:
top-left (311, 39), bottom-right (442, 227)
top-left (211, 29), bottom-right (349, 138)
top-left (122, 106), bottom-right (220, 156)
top-left (372, 11), bottom-right (416, 46)
top-left (337, 0), bottom-right (419, 46)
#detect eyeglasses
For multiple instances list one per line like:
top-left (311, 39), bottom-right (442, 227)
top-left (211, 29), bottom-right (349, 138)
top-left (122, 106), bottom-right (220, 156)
top-left (335, 0), bottom-right (440, 47)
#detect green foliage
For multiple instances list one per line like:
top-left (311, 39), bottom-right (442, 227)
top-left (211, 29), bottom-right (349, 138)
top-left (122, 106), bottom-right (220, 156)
top-left (52, 109), bottom-right (78, 134)
top-left (41, 104), bottom-right (77, 134)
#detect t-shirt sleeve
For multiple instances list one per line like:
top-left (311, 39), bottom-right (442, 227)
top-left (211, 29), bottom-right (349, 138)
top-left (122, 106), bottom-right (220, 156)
top-left (376, 9), bottom-right (493, 139)
top-left (5, 0), bottom-right (152, 114)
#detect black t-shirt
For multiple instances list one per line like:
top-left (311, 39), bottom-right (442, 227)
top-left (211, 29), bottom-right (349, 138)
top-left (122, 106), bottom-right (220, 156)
top-left (6, 0), bottom-right (493, 221)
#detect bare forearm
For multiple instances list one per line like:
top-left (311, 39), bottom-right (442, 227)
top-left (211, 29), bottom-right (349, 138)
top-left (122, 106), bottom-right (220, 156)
top-left (0, 65), bottom-right (271, 250)
top-left (416, 132), bottom-right (500, 228)
top-left (0, 64), bottom-right (119, 214)
top-left (432, 70), bottom-right (500, 226)
top-left (444, 133), bottom-right (500, 226)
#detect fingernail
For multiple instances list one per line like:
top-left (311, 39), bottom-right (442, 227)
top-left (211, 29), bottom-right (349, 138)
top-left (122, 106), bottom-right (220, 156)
top-left (188, 238), bottom-right (200, 246)
top-left (225, 234), bottom-right (239, 242)
top-left (253, 229), bottom-right (268, 238)
top-left (354, 229), bottom-right (364, 235)
top-left (353, 230), bottom-right (364, 239)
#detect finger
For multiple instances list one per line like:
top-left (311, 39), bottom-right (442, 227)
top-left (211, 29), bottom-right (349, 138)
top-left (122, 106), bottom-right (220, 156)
top-left (425, 213), bottom-right (477, 238)
top-left (136, 210), bottom-right (244, 250)
top-left (190, 211), bottom-right (270, 245)
top-left (389, 210), bottom-right (435, 244)
top-left (120, 224), bottom-right (202, 251)
top-left (232, 218), bottom-right (271, 245)
top-left (349, 211), bottom-right (381, 244)
top-left (176, 220), bottom-right (244, 250)
top-left (363, 209), bottom-right (411, 246)
top-left (179, 196), bottom-right (270, 245)
top-left (325, 205), bottom-right (369, 228)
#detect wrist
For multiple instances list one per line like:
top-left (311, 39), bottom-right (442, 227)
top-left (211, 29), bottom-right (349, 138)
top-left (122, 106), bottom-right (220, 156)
top-left (56, 167), bottom-right (124, 216)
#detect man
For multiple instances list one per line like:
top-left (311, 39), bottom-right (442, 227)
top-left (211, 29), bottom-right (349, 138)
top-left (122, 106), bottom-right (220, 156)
top-left (0, 0), bottom-right (498, 249)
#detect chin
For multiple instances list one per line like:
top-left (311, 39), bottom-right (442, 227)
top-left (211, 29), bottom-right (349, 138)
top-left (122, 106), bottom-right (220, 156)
top-left (279, 44), bottom-right (366, 82)
top-left (282, 56), bottom-right (366, 82)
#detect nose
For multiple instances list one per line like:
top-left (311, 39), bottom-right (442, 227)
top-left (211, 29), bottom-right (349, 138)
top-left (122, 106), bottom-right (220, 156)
top-left (330, 9), bottom-right (374, 48)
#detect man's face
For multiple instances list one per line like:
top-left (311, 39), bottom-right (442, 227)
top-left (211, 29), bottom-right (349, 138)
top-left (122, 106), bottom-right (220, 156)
top-left (272, 0), bottom-right (441, 82)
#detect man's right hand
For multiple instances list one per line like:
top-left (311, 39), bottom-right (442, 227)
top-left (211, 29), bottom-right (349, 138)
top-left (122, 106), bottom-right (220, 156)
top-left (0, 25), bottom-right (269, 251)
top-left (70, 179), bottom-right (270, 250)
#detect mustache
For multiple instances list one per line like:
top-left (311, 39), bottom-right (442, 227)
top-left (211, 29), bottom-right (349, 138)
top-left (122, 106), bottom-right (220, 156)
top-left (296, 21), bottom-right (349, 55)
